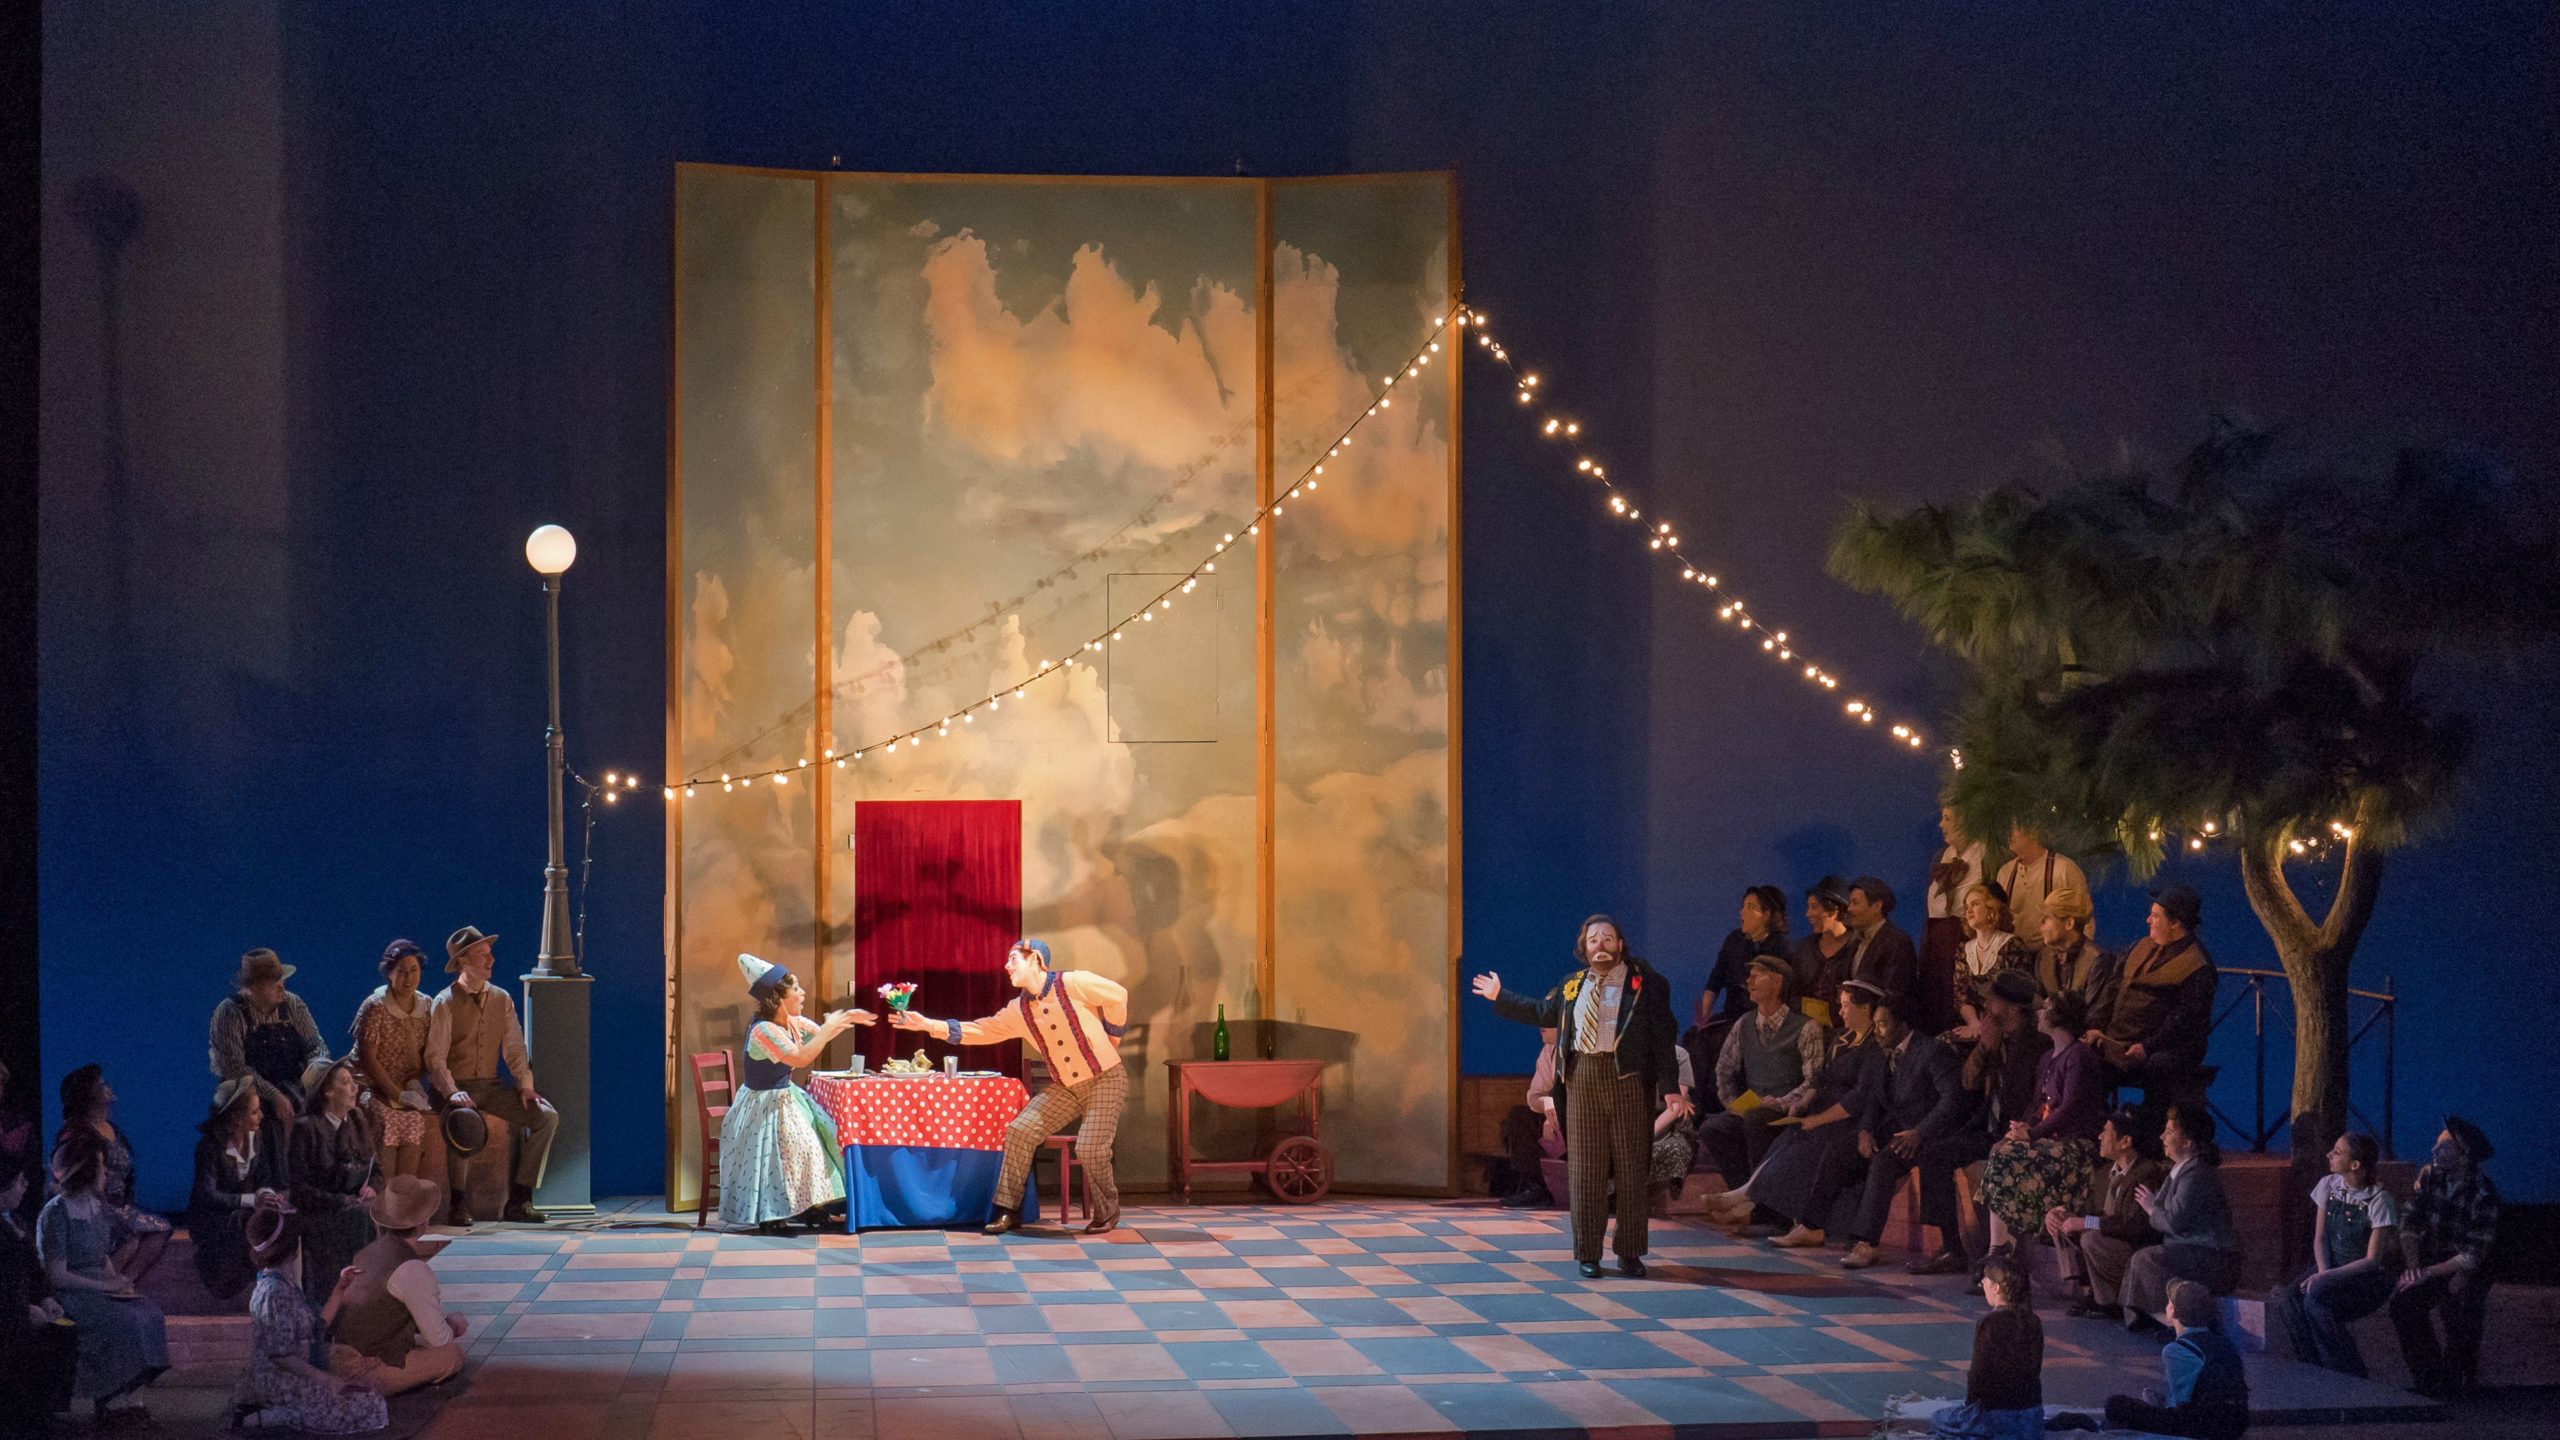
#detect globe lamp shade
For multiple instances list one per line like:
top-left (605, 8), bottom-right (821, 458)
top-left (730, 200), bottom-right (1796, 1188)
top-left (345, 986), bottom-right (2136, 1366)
top-left (525, 524), bottom-right (578, 576)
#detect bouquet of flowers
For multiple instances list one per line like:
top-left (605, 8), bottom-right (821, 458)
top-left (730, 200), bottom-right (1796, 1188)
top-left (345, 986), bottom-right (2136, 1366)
top-left (876, 981), bottom-right (919, 1012)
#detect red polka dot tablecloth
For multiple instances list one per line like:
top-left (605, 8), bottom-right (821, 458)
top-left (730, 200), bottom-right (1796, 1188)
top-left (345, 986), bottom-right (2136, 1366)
top-left (807, 1073), bottom-right (1029, 1151)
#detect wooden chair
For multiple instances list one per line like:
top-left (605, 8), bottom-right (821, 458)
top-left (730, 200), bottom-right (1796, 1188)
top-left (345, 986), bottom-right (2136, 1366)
top-left (1022, 1056), bottom-right (1091, 1222)
top-left (689, 1050), bottom-right (734, 1228)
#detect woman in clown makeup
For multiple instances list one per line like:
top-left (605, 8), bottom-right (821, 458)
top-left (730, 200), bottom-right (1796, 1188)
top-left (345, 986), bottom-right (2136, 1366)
top-left (720, 955), bottom-right (875, 1232)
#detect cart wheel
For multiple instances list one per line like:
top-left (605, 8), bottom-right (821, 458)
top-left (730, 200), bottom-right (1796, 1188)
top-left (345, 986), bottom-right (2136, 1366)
top-left (1262, 1135), bottom-right (1333, 1204)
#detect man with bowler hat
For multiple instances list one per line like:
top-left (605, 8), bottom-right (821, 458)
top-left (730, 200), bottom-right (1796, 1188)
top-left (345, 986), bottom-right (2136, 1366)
top-left (423, 927), bottom-right (555, 1225)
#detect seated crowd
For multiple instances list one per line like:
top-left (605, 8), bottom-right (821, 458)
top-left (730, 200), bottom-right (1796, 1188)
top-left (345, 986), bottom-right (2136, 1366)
top-left (1488, 816), bottom-right (2503, 1429)
top-left (0, 927), bottom-right (544, 1433)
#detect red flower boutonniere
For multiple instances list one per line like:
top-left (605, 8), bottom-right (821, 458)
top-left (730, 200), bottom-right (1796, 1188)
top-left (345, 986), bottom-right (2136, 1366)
top-left (1629, 974), bottom-right (1644, 995)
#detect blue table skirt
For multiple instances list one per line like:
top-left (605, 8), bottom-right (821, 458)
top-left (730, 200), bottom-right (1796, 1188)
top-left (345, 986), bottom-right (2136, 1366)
top-left (843, 1144), bottom-right (1039, 1231)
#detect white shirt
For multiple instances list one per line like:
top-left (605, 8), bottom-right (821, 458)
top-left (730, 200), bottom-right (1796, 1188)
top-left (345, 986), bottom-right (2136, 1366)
top-left (386, 1255), bottom-right (457, 1348)
top-left (1998, 849), bottom-right (2087, 939)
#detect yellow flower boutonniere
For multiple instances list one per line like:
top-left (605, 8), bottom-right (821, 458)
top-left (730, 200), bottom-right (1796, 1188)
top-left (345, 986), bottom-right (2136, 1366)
top-left (1562, 974), bottom-right (1583, 1003)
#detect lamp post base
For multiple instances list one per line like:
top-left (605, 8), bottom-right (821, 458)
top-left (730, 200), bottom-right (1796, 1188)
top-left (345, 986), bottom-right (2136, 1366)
top-left (522, 972), bottom-right (597, 1218)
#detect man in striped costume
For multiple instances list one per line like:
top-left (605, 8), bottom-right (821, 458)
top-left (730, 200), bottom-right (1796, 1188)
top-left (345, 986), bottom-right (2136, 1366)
top-left (890, 939), bottom-right (1130, 1236)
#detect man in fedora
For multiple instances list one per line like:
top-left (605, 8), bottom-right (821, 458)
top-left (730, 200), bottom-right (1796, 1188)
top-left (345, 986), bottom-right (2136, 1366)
top-left (209, 948), bottom-right (334, 1125)
top-left (423, 926), bottom-right (555, 1225)
top-left (327, 1176), bottom-right (467, 1396)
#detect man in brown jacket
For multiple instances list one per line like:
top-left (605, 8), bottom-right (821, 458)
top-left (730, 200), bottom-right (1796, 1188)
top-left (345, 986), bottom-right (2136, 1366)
top-left (425, 926), bottom-right (556, 1225)
top-left (2045, 1107), bottom-right (2166, 1319)
top-left (328, 1175), bottom-right (467, 1394)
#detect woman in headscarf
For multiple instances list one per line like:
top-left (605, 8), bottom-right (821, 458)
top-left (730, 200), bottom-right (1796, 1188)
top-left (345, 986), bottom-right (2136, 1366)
top-left (720, 955), bottom-right (874, 1233)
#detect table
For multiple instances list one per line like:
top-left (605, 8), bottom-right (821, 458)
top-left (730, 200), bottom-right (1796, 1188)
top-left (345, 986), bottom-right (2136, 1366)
top-left (1165, 1059), bottom-right (1333, 1204)
top-left (806, 1072), bottom-right (1038, 1230)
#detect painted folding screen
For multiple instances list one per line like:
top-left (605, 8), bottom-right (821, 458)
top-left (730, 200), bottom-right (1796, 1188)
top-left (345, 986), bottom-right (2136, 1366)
top-left (668, 168), bottom-right (1458, 1205)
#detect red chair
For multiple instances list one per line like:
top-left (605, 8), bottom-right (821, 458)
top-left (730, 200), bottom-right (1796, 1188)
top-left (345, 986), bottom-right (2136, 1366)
top-left (689, 1050), bottom-right (734, 1228)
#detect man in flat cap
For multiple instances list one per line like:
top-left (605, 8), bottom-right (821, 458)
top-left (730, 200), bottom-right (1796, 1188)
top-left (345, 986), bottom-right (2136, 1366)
top-left (1696, 951), bottom-right (1826, 1209)
top-left (2390, 1115), bottom-right (2502, 1398)
top-left (423, 927), bottom-right (555, 1226)
top-left (208, 948), bottom-right (334, 1125)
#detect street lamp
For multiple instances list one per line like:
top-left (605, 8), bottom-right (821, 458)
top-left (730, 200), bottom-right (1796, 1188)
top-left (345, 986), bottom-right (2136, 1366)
top-left (520, 523), bottom-right (595, 1216)
top-left (526, 524), bottom-right (580, 979)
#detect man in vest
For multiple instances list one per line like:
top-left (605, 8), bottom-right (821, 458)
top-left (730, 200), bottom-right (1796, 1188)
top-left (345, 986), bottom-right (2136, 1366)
top-left (328, 1175), bottom-right (467, 1394)
top-left (1998, 825), bottom-right (2088, 942)
top-left (425, 926), bottom-right (556, 1226)
top-left (1695, 953), bottom-right (1826, 1204)
top-left (2085, 885), bottom-right (2217, 1103)
top-left (2032, 884), bottom-right (2121, 1032)
top-left (891, 938), bottom-right (1130, 1236)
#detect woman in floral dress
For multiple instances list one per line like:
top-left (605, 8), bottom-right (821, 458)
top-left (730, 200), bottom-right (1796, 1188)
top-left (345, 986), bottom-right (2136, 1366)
top-left (350, 940), bottom-right (444, 1187)
top-left (719, 955), bottom-right (873, 1231)
top-left (236, 1207), bottom-right (386, 1434)
top-left (1978, 991), bottom-right (2106, 1253)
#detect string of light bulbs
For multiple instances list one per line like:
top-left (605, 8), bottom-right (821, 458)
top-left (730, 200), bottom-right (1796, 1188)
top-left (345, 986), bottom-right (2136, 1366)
top-left (611, 308), bottom-right (1467, 801)
top-left (1450, 305), bottom-right (1936, 758)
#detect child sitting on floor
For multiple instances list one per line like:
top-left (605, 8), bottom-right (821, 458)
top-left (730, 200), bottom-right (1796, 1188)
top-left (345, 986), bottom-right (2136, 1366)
top-left (1933, 1252), bottom-right (2044, 1438)
top-left (2057, 1278), bottom-right (2248, 1439)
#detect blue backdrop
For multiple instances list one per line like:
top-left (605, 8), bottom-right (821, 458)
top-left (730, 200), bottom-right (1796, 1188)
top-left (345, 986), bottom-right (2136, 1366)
top-left (37, 2), bottom-right (2558, 1207)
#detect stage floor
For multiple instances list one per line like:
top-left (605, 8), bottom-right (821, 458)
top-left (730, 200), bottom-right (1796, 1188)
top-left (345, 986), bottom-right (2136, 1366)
top-left (415, 1198), bottom-right (2441, 1440)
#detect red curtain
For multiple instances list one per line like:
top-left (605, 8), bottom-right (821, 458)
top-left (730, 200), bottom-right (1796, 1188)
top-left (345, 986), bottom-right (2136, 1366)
top-left (849, 800), bottom-right (1023, 1075)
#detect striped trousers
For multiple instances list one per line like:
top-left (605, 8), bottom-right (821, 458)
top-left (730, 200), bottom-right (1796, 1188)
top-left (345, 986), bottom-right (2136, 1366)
top-left (1565, 1051), bottom-right (1652, 1263)
top-left (994, 1064), bottom-right (1126, 1223)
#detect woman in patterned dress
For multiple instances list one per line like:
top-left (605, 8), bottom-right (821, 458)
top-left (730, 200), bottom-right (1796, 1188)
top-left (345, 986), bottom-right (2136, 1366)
top-left (1951, 883), bottom-right (2031, 1036)
top-left (719, 955), bottom-right (875, 1232)
top-left (38, 1134), bottom-right (169, 1426)
top-left (235, 1206), bottom-right (387, 1434)
top-left (49, 1066), bottom-right (170, 1285)
top-left (1978, 990), bottom-right (2106, 1254)
top-left (350, 941), bottom-right (445, 1187)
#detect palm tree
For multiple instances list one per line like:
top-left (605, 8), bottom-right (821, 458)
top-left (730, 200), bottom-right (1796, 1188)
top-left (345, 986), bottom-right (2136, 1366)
top-left (1828, 425), bottom-right (2556, 1166)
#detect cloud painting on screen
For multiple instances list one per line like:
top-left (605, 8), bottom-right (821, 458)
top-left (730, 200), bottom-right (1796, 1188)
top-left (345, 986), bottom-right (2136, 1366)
top-left (672, 169), bottom-right (1456, 1194)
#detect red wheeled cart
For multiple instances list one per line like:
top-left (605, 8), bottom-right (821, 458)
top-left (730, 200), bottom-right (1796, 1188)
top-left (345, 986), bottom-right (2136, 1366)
top-left (1165, 1059), bottom-right (1334, 1203)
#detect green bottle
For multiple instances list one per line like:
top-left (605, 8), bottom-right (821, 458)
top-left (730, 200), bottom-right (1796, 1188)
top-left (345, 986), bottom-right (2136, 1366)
top-left (1212, 1003), bottom-right (1231, 1061)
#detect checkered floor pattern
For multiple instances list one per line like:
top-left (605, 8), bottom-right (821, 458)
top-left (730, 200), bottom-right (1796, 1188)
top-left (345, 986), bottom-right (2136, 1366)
top-left (412, 1199), bottom-right (2407, 1440)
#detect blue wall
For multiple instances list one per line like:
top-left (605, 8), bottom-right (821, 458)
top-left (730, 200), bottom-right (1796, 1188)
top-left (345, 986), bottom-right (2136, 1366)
top-left (39, 2), bottom-right (2557, 1207)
